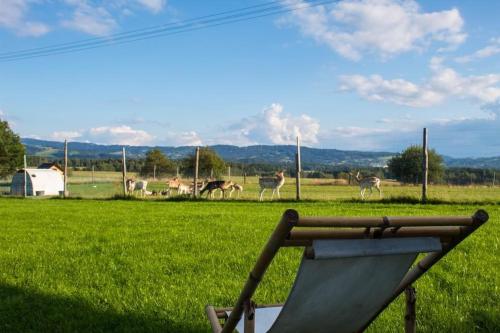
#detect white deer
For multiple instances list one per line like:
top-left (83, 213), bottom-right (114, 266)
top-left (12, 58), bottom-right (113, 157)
top-left (167, 177), bottom-right (191, 195)
top-left (125, 179), bottom-right (148, 197)
top-left (228, 183), bottom-right (243, 198)
top-left (258, 171), bottom-right (285, 201)
top-left (353, 171), bottom-right (382, 199)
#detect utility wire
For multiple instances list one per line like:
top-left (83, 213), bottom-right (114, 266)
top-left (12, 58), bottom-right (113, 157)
top-left (1, 0), bottom-right (336, 62)
top-left (0, 1), bottom-right (287, 58)
top-left (2, 0), bottom-right (334, 61)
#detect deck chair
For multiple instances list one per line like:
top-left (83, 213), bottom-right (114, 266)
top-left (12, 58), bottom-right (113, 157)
top-left (206, 209), bottom-right (489, 333)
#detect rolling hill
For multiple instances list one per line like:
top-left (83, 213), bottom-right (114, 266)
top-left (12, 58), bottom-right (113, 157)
top-left (22, 138), bottom-right (500, 169)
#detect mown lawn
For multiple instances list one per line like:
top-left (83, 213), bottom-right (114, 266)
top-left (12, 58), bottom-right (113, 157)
top-left (0, 198), bottom-right (498, 332)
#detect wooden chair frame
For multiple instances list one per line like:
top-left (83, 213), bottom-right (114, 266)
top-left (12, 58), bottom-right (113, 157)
top-left (206, 209), bottom-right (489, 333)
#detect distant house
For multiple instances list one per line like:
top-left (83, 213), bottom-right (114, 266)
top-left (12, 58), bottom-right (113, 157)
top-left (37, 162), bottom-right (64, 174)
top-left (10, 169), bottom-right (64, 196)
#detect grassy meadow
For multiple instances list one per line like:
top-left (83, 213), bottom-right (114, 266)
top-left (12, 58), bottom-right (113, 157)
top-left (0, 197), bottom-right (499, 332)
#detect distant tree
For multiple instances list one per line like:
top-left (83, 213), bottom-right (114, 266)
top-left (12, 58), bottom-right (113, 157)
top-left (388, 145), bottom-right (444, 184)
top-left (0, 120), bottom-right (25, 178)
top-left (140, 149), bottom-right (175, 178)
top-left (181, 147), bottom-right (226, 178)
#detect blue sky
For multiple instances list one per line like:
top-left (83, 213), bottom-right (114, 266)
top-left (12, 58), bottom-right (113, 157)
top-left (0, 0), bottom-right (499, 157)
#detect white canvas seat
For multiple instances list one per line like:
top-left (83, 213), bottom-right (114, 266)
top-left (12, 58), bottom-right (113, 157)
top-left (206, 209), bottom-right (489, 333)
top-left (228, 238), bottom-right (441, 333)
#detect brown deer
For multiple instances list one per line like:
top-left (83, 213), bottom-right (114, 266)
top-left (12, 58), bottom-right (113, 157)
top-left (258, 171), bottom-right (285, 201)
top-left (352, 171), bottom-right (382, 199)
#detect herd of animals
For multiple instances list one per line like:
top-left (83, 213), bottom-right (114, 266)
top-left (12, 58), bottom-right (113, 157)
top-left (124, 170), bottom-right (381, 200)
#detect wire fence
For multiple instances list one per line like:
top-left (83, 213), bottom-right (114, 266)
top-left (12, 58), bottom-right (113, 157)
top-left (1, 146), bottom-right (498, 202)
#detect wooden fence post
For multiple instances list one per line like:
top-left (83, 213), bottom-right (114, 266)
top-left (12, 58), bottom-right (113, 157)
top-left (176, 165), bottom-right (180, 178)
top-left (228, 166), bottom-right (231, 180)
top-left (64, 139), bottom-right (68, 198)
top-left (493, 171), bottom-right (496, 187)
top-left (92, 165), bottom-right (95, 185)
top-left (153, 164), bottom-right (156, 180)
top-left (122, 147), bottom-right (127, 196)
top-left (23, 154), bottom-right (27, 197)
top-left (422, 128), bottom-right (428, 203)
top-left (404, 286), bottom-right (416, 333)
top-left (296, 136), bottom-right (301, 201)
top-left (193, 147), bottom-right (200, 198)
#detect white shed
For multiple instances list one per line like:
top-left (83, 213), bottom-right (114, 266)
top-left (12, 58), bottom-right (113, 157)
top-left (10, 168), bottom-right (64, 196)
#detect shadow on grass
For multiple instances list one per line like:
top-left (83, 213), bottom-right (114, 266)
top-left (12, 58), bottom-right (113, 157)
top-left (466, 310), bottom-right (500, 332)
top-left (341, 196), bottom-right (500, 205)
top-left (0, 284), bottom-right (204, 333)
top-left (2, 194), bottom-right (498, 206)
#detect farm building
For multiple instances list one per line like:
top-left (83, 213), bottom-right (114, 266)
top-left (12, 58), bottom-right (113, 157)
top-left (37, 162), bottom-right (64, 174)
top-left (10, 168), bottom-right (64, 196)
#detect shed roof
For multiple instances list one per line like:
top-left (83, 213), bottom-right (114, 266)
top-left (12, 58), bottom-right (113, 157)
top-left (37, 163), bottom-right (63, 172)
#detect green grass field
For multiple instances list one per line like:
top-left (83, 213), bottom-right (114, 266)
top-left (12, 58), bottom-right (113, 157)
top-left (0, 198), bottom-right (498, 332)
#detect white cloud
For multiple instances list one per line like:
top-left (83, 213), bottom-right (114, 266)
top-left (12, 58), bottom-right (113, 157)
top-left (16, 21), bottom-right (50, 36)
top-left (50, 131), bottom-right (82, 141)
top-left (62, 2), bottom-right (117, 36)
top-left (48, 125), bottom-right (153, 145)
top-left (340, 58), bottom-right (500, 107)
top-left (224, 103), bottom-right (320, 145)
top-left (88, 125), bottom-right (153, 145)
top-left (0, 108), bottom-right (18, 127)
top-left (318, 112), bottom-right (500, 156)
top-left (0, 0), bottom-right (50, 37)
top-left (164, 131), bottom-right (203, 146)
top-left (136, 0), bottom-right (166, 13)
top-left (455, 37), bottom-right (500, 63)
top-left (0, 0), bottom-right (169, 36)
top-left (281, 0), bottom-right (466, 60)
top-left (332, 126), bottom-right (391, 138)
top-left (339, 74), bottom-right (443, 107)
top-left (337, 57), bottom-right (500, 155)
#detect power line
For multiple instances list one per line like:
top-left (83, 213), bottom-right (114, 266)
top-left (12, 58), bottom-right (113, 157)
top-left (2, 0), bottom-right (334, 61)
top-left (0, 1), bottom-right (287, 58)
top-left (1, 0), bottom-right (337, 62)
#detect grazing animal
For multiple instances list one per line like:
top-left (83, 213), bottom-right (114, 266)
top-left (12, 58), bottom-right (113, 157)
top-left (168, 177), bottom-right (190, 195)
top-left (134, 180), bottom-right (148, 197)
top-left (125, 179), bottom-right (148, 197)
top-left (258, 171), bottom-right (285, 201)
top-left (178, 184), bottom-right (191, 195)
top-left (167, 177), bottom-right (181, 189)
top-left (126, 179), bottom-right (135, 194)
top-left (200, 180), bottom-right (234, 199)
top-left (189, 181), bottom-right (205, 196)
top-left (353, 171), bottom-right (382, 199)
top-left (228, 183), bottom-right (243, 198)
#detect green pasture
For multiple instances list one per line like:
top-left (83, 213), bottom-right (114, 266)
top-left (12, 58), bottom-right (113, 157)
top-left (67, 173), bottom-right (500, 202)
top-left (2, 171), bottom-right (499, 202)
top-left (0, 198), bottom-right (498, 332)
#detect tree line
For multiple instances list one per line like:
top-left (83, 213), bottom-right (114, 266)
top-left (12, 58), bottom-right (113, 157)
top-left (0, 120), bottom-right (497, 185)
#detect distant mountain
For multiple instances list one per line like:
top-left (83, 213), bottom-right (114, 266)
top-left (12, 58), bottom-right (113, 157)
top-left (442, 156), bottom-right (500, 169)
top-left (22, 138), bottom-right (500, 169)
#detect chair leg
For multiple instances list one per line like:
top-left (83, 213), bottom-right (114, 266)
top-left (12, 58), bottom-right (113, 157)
top-left (405, 286), bottom-right (416, 333)
top-left (244, 299), bottom-right (255, 333)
